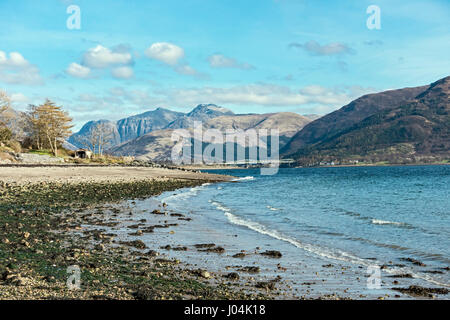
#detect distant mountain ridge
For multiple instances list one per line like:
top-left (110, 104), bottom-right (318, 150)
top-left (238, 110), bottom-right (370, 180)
top-left (282, 76), bottom-right (450, 165)
top-left (109, 112), bottom-right (311, 161)
top-left (69, 104), bottom-right (311, 161)
top-left (166, 104), bottom-right (234, 130)
top-left (68, 107), bottom-right (183, 148)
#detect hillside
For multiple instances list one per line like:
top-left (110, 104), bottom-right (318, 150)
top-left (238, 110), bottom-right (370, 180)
top-left (282, 76), bottom-right (450, 165)
top-left (109, 112), bottom-right (311, 161)
top-left (68, 107), bottom-right (183, 148)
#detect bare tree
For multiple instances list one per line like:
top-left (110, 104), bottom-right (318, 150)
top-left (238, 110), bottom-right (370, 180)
top-left (0, 90), bottom-right (11, 127)
top-left (80, 122), bottom-right (114, 156)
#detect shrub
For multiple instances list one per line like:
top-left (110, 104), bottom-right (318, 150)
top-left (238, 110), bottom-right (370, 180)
top-left (0, 127), bottom-right (12, 143)
top-left (6, 140), bottom-right (22, 153)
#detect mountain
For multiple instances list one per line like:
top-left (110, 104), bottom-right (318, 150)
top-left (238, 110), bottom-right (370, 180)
top-left (166, 104), bottom-right (234, 129)
top-left (109, 112), bottom-right (311, 161)
top-left (68, 119), bottom-right (121, 148)
top-left (116, 107), bottom-right (183, 142)
top-left (302, 114), bottom-right (322, 121)
top-left (68, 107), bottom-right (184, 148)
top-left (109, 129), bottom-right (179, 162)
top-left (282, 76), bottom-right (450, 165)
top-left (0, 106), bottom-right (27, 140)
top-left (68, 104), bottom-right (234, 149)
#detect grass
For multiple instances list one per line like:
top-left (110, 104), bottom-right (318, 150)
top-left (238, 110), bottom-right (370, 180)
top-left (27, 149), bottom-right (56, 156)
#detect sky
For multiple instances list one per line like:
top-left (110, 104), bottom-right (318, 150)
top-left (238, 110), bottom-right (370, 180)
top-left (0, 0), bottom-right (449, 131)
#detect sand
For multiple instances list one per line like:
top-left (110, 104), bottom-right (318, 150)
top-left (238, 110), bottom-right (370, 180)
top-left (0, 165), bottom-right (232, 185)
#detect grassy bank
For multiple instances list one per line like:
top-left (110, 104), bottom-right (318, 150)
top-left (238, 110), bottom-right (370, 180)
top-left (0, 179), bottom-right (262, 300)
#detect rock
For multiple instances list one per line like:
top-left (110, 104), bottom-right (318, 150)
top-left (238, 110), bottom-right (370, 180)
top-left (145, 250), bottom-right (159, 257)
top-left (194, 270), bottom-right (211, 279)
top-left (15, 153), bottom-right (64, 164)
top-left (238, 266), bottom-right (260, 273)
top-left (232, 253), bottom-right (246, 258)
top-left (277, 263), bottom-right (287, 271)
top-left (388, 273), bottom-right (413, 278)
top-left (154, 258), bottom-right (180, 265)
top-left (142, 227), bottom-right (154, 233)
top-left (198, 246), bottom-right (225, 253)
top-left (4, 273), bottom-right (31, 286)
top-left (400, 257), bottom-right (426, 267)
top-left (133, 286), bottom-right (161, 300)
top-left (260, 250), bottom-right (282, 258)
top-left (224, 272), bottom-right (240, 281)
top-left (119, 240), bottom-right (147, 249)
top-left (392, 285), bottom-right (449, 297)
top-left (170, 213), bottom-right (184, 217)
top-left (151, 209), bottom-right (166, 215)
top-left (21, 240), bottom-right (30, 248)
top-left (172, 246), bottom-right (188, 251)
top-left (194, 243), bottom-right (216, 248)
top-left (255, 281), bottom-right (276, 290)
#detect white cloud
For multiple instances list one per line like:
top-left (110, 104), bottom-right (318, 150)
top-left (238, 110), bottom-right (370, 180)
top-left (10, 92), bottom-right (29, 103)
top-left (66, 62), bottom-right (91, 78)
top-left (111, 66), bottom-right (134, 79)
top-left (70, 84), bottom-right (376, 127)
top-left (163, 84), bottom-right (373, 108)
top-left (0, 50), bottom-right (43, 85)
top-left (82, 45), bottom-right (133, 69)
top-left (289, 41), bottom-right (355, 56)
top-left (173, 64), bottom-right (208, 79)
top-left (208, 54), bottom-right (254, 70)
top-left (67, 44), bottom-right (135, 80)
top-left (174, 65), bottom-right (197, 76)
top-left (144, 42), bottom-right (204, 78)
top-left (145, 42), bottom-right (184, 66)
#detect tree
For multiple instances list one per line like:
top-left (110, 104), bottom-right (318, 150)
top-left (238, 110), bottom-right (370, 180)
top-left (80, 122), bottom-right (114, 156)
top-left (0, 90), bottom-right (11, 127)
top-left (26, 104), bottom-right (43, 149)
top-left (28, 100), bottom-right (73, 156)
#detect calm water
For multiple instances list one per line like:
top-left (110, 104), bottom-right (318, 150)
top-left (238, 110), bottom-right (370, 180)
top-left (158, 165), bottom-right (450, 290)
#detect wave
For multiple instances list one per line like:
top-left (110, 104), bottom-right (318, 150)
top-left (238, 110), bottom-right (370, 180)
top-left (339, 209), bottom-right (420, 231)
top-left (210, 201), bottom-right (370, 265)
top-left (371, 219), bottom-right (405, 226)
top-left (231, 176), bottom-right (254, 182)
top-left (267, 205), bottom-right (281, 211)
top-left (161, 183), bottom-right (210, 203)
top-left (210, 201), bottom-right (449, 287)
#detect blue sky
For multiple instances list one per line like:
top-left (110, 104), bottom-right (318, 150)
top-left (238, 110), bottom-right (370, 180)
top-left (0, 0), bottom-right (449, 130)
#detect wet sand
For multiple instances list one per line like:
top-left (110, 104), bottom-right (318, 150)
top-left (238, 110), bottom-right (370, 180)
top-left (0, 166), bottom-right (232, 185)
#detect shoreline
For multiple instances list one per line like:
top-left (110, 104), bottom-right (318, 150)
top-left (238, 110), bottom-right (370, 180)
top-left (0, 165), bottom-right (233, 185)
top-left (179, 162), bottom-right (450, 171)
top-left (294, 162), bottom-right (450, 169)
top-left (0, 167), bottom-right (273, 300)
top-left (148, 182), bottom-right (450, 300)
top-left (1, 166), bottom-right (448, 300)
